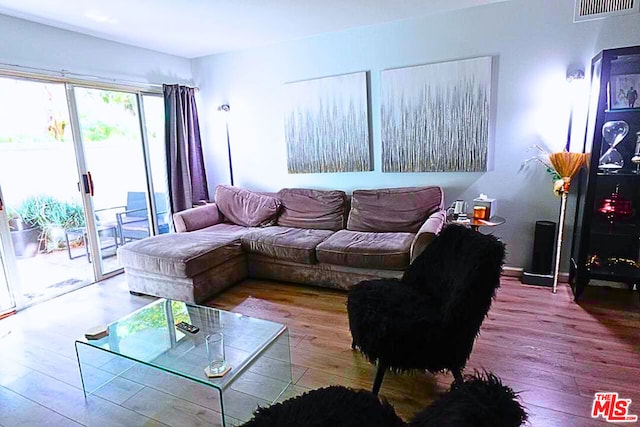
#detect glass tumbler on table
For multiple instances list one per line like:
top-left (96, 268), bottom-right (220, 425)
top-left (473, 206), bottom-right (487, 220)
top-left (205, 332), bottom-right (227, 375)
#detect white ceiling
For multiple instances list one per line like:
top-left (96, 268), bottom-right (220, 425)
top-left (0, 0), bottom-right (510, 59)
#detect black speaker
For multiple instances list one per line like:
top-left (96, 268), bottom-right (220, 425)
top-left (531, 221), bottom-right (556, 274)
top-left (522, 220), bottom-right (556, 286)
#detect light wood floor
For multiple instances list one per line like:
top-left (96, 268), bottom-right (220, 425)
top-left (0, 275), bottom-right (638, 426)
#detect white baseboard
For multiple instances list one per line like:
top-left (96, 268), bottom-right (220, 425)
top-left (502, 266), bottom-right (569, 283)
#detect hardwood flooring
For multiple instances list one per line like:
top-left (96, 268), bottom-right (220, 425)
top-left (209, 277), bottom-right (640, 426)
top-left (0, 275), bottom-right (638, 426)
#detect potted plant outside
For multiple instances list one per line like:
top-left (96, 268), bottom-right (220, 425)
top-left (7, 206), bottom-right (41, 258)
top-left (36, 197), bottom-right (85, 252)
top-left (7, 196), bottom-right (86, 257)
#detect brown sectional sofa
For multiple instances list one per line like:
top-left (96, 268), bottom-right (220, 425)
top-left (118, 185), bottom-right (445, 304)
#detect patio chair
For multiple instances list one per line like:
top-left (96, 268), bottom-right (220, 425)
top-left (116, 192), bottom-right (170, 244)
top-left (65, 207), bottom-right (121, 262)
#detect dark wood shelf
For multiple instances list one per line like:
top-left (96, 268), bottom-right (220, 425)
top-left (596, 171), bottom-right (640, 177)
top-left (590, 221), bottom-right (640, 237)
top-left (588, 264), bottom-right (640, 283)
top-left (605, 108), bottom-right (640, 114)
top-left (571, 46), bottom-right (640, 300)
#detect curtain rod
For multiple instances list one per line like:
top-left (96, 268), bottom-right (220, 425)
top-left (0, 61), bottom-right (198, 93)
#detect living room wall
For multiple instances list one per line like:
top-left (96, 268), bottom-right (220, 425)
top-left (192, 0), bottom-right (640, 270)
top-left (0, 14), bottom-right (192, 87)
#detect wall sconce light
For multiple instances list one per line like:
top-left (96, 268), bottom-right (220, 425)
top-left (217, 104), bottom-right (234, 186)
top-left (566, 68), bottom-right (585, 82)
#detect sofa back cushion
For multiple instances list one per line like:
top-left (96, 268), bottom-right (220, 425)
top-left (276, 188), bottom-right (347, 231)
top-left (215, 185), bottom-right (281, 227)
top-left (347, 186), bottom-right (444, 233)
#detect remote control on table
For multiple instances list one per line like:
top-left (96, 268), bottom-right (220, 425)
top-left (175, 321), bottom-right (200, 334)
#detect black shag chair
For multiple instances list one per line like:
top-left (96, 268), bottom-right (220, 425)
top-left (347, 224), bottom-right (506, 394)
top-left (242, 372), bottom-right (527, 427)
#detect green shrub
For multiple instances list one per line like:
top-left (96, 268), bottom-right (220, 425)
top-left (12, 195), bottom-right (86, 252)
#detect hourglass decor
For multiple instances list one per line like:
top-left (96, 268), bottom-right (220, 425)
top-left (598, 120), bottom-right (629, 172)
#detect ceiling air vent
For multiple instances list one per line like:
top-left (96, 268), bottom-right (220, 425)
top-left (575, 0), bottom-right (639, 21)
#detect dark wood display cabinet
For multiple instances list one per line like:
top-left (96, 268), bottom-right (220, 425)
top-left (570, 46), bottom-right (640, 300)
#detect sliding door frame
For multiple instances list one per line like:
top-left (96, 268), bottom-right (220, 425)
top-left (137, 93), bottom-right (161, 237)
top-left (65, 83), bottom-right (105, 281)
top-left (0, 69), bottom-right (167, 299)
top-left (0, 186), bottom-right (22, 312)
top-left (66, 85), bottom-right (167, 281)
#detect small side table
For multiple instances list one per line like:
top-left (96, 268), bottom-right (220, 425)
top-left (447, 215), bottom-right (506, 232)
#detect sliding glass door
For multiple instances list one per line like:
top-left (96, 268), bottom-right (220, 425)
top-left (72, 87), bottom-right (146, 275)
top-left (69, 88), bottom-right (170, 276)
top-left (0, 75), bottom-right (169, 308)
top-left (0, 77), bottom-right (93, 307)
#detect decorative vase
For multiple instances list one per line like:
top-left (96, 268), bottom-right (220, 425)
top-left (10, 226), bottom-right (41, 258)
top-left (598, 185), bottom-right (633, 228)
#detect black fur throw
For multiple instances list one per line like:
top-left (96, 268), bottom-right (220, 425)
top-left (241, 385), bottom-right (405, 427)
top-left (241, 373), bottom-right (527, 427)
top-left (347, 225), bottom-right (506, 373)
top-left (410, 372), bottom-right (528, 427)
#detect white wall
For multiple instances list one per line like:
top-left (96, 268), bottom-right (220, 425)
top-left (192, 0), bottom-right (640, 270)
top-left (0, 14), bottom-right (192, 85)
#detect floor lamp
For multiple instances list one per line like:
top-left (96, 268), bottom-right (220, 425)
top-left (549, 68), bottom-right (586, 294)
top-left (217, 104), bottom-right (234, 186)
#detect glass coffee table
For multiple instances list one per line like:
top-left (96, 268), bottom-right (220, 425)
top-left (75, 299), bottom-right (291, 426)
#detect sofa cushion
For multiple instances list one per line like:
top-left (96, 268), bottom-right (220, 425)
top-left (198, 223), bottom-right (253, 239)
top-left (118, 229), bottom-right (246, 278)
top-left (242, 226), bottom-right (334, 264)
top-left (316, 230), bottom-right (415, 270)
top-left (173, 203), bottom-right (222, 233)
top-left (215, 185), bottom-right (281, 227)
top-left (277, 188), bottom-right (347, 231)
top-left (347, 186), bottom-right (443, 233)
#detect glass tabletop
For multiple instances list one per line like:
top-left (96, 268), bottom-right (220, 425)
top-left (447, 215), bottom-right (506, 228)
top-left (77, 298), bottom-right (287, 391)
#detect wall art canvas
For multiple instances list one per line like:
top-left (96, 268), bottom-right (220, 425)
top-left (284, 72), bottom-right (371, 173)
top-left (381, 56), bottom-right (492, 172)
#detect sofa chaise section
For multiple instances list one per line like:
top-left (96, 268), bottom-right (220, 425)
top-left (118, 204), bottom-right (251, 304)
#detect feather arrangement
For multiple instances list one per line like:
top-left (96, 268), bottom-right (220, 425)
top-left (520, 146), bottom-right (587, 195)
top-left (549, 152), bottom-right (587, 179)
top-left (549, 152), bottom-right (587, 193)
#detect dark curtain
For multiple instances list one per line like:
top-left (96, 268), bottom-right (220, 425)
top-left (163, 84), bottom-right (209, 213)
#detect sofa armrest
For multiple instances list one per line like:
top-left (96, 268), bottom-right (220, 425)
top-left (410, 209), bottom-right (446, 263)
top-left (172, 203), bottom-right (222, 233)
